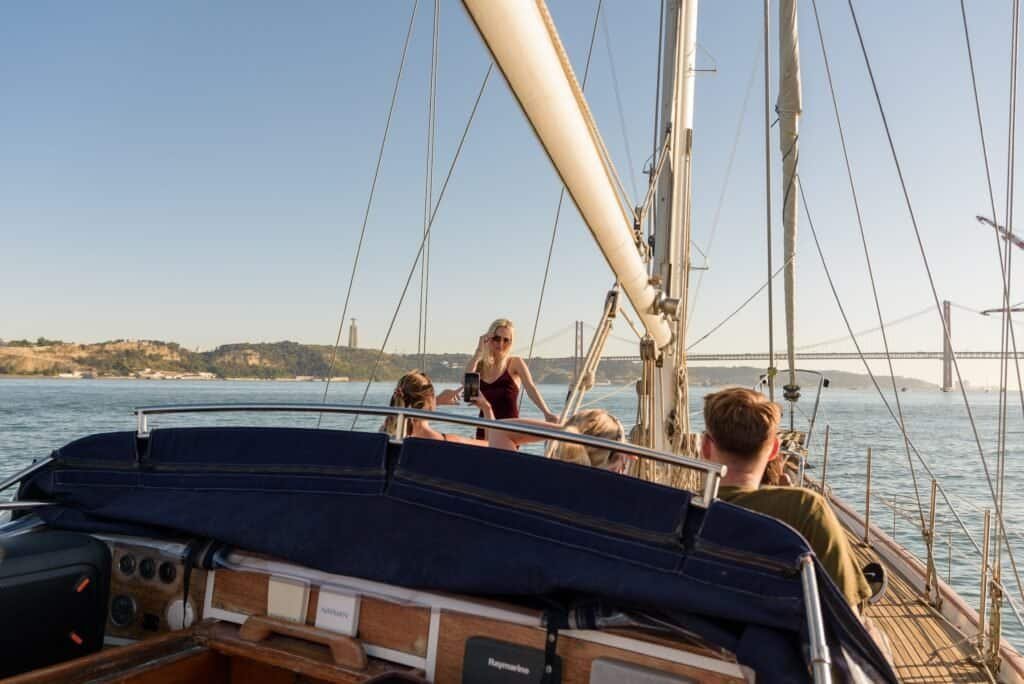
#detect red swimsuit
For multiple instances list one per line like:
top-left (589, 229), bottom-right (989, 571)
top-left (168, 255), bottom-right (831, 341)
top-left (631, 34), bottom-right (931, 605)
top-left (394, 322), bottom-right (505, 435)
top-left (476, 368), bottom-right (519, 439)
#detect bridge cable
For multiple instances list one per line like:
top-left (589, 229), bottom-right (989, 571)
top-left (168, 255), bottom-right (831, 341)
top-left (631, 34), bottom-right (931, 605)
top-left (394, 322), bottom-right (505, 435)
top-left (846, 0), bottom-right (1024, 610)
top-left (353, 65), bottom-right (494, 425)
top-left (808, 0), bottom-right (926, 534)
top-left (521, 0), bottom-right (603, 411)
top-left (796, 306), bottom-right (932, 351)
top-left (418, 0), bottom-right (440, 367)
top-left (319, 0), bottom-right (420, 420)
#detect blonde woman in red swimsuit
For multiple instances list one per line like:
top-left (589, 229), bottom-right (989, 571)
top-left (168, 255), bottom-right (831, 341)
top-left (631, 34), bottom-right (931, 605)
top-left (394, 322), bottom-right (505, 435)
top-left (461, 319), bottom-right (558, 439)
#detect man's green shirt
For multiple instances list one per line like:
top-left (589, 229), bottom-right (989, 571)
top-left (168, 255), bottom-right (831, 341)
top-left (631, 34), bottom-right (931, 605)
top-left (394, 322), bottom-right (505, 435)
top-left (718, 485), bottom-right (871, 609)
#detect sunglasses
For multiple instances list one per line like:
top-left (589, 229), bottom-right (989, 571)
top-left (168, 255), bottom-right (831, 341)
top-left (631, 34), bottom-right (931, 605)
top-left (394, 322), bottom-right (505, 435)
top-left (490, 335), bottom-right (512, 344)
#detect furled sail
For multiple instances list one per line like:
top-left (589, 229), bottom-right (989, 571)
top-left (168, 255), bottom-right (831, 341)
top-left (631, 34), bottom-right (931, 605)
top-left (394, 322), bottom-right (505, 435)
top-left (778, 0), bottom-right (802, 392)
top-left (461, 0), bottom-right (673, 349)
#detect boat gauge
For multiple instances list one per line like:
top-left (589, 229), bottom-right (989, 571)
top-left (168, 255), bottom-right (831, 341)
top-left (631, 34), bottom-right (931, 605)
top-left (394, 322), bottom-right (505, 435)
top-left (118, 554), bottom-right (136, 576)
top-left (110, 595), bottom-right (137, 627)
top-left (158, 561), bottom-right (177, 584)
top-left (138, 557), bottom-right (156, 580)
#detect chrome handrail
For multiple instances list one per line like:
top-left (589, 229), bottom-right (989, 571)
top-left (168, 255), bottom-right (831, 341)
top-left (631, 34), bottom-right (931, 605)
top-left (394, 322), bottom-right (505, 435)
top-left (800, 555), bottom-right (833, 683)
top-left (134, 402), bottom-right (725, 506)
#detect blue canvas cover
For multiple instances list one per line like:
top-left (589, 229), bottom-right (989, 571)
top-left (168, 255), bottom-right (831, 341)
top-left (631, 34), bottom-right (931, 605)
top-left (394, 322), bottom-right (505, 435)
top-left (18, 428), bottom-right (895, 683)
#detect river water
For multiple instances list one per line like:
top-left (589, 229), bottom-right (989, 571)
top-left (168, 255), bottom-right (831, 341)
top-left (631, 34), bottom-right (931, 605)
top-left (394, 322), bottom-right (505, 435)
top-left (1, 377), bottom-right (1022, 649)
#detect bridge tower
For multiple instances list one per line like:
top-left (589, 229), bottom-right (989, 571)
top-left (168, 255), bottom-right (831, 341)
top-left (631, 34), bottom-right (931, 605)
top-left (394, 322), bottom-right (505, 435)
top-left (941, 300), bottom-right (953, 392)
top-left (348, 319), bottom-right (358, 349)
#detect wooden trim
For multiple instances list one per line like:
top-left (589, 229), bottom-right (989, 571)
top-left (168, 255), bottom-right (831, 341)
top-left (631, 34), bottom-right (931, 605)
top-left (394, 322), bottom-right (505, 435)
top-left (239, 615), bottom-right (367, 670)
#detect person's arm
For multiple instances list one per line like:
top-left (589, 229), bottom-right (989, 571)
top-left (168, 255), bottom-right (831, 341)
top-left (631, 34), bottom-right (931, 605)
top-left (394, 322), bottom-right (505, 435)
top-left (465, 334), bottom-right (488, 372)
top-left (511, 357), bottom-right (558, 422)
top-left (436, 387), bottom-right (462, 405)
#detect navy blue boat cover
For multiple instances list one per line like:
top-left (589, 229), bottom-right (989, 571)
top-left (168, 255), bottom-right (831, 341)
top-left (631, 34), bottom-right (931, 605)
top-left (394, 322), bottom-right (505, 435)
top-left (19, 427), bottom-right (896, 682)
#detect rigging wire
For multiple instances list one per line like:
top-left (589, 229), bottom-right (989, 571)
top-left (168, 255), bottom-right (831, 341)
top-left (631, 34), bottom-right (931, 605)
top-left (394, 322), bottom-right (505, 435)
top-left (601, 9), bottom-right (640, 201)
top-left (995, 0), bottom-right (1022, 609)
top-left (762, 0), bottom-right (776, 401)
top-left (799, 180), bottom-right (985, 566)
top-left (418, 0), bottom-right (441, 367)
top-left (319, 0), bottom-right (420, 421)
top-left (687, 45), bottom-right (760, 330)
top-left (686, 255), bottom-right (793, 352)
top-left (846, 0), bottom-right (1024, 612)
top-left (354, 64), bottom-right (494, 423)
top-left (808, 0), bottom-right (926, 534)
top-left (521, 0), bottom-right (604, 410)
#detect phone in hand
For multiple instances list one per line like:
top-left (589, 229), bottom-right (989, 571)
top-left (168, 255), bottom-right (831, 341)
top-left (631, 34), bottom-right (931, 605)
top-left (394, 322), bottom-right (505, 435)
top-left (463, 372), bottom-right (481, 403)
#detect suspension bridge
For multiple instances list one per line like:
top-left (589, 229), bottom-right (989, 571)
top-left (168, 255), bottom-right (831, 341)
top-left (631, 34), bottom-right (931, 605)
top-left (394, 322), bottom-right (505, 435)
top-left (568, 301), bottom-right (1024, 392)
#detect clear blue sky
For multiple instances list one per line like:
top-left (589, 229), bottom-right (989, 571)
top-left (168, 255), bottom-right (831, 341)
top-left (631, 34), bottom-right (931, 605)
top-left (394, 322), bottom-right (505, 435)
top-left (1, 1), bottom-right (1021, 385)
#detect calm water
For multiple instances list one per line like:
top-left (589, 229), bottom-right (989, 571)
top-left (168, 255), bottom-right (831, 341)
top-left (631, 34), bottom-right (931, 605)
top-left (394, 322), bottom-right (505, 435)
top-left (2, 377), bottom-right (1023, 649)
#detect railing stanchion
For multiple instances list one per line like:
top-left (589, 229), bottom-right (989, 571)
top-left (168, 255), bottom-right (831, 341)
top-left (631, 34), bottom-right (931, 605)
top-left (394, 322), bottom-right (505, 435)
top-left (979, 509), bottom-right (991, 657)
top-left (863, 447), bottom-right (872, 544)
top-left (947, 529), bottom-right (953, 585)
top-left (892, 495), bottom-right (897, 541)
top-left (925, 479), bottom-right (940, 606)
top-left (820, 425), bottom-right (830, 498)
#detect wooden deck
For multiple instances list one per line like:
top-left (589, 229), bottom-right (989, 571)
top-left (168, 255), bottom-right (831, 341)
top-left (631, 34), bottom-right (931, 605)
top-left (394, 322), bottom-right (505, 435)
top-left (848, 528), bottom-right (994, 683)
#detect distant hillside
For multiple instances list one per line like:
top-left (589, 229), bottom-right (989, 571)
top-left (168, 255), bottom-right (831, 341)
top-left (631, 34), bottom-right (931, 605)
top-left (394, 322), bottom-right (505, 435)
top-left (0, 337), bottom-right (937, 390)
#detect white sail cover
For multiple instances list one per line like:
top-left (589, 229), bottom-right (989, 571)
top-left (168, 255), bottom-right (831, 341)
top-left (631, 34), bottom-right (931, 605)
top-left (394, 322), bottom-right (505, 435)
top-left (462, 0), bottom-right (673, 349)
top-left (778, 0), bottom-right (801, 386)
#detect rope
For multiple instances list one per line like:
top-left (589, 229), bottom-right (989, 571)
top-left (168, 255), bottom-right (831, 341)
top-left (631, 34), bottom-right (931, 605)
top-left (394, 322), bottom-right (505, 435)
top-left (617, 306), bottom-right (644, 340)
top-left (319, 0), bottom-right (419, 421)
top-left (686, 255), bottom-right (793, 352)
top-left (808, 0), bottom-right (926, 535)
top-left (846, 0), bottom-right (1024, 611)
top-left (418, 0), bottom-right (440, 367)
top-left (578, 382), bottom-right (635, 409)
top-left (601, 10), bottom-right (639, 201)
top-left (687, 45), bottom-right (760, 330)
top-left (522, 0), bottom-right (603, 411)
top-left (353, 64), bottom-right (493, 423)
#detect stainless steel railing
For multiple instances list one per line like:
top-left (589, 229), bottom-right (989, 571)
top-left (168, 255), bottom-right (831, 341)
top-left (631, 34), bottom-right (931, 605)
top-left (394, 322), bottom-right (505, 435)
top-left (132, 402), bottom-right (725, 506)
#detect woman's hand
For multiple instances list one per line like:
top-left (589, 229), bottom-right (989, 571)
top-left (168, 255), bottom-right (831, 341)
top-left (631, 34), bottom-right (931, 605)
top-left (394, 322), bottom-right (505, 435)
top-left (475, 333), bottom-right (489, 356)
top-left (471, 394), bottom-right (495, 420)
top-left (543, 410), bottom-right (559, 424)
top-left (437, 388), bottom-right (461, 405)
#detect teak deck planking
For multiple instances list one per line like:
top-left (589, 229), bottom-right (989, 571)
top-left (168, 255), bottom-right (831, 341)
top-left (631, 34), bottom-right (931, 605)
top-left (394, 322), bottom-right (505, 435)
top-left (848, 528), bottom-right (992, 682)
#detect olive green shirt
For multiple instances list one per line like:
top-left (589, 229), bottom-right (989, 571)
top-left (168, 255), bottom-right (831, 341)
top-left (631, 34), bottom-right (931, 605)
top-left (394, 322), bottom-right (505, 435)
top-left (718, 485), bottom-right (871, 609)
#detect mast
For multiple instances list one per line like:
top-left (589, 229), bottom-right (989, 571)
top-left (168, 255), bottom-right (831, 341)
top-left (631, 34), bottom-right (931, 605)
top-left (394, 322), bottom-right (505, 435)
top-left (652, 0), bottom-right (699, 453)
top-left (779, 0), bottom-right (802, 406)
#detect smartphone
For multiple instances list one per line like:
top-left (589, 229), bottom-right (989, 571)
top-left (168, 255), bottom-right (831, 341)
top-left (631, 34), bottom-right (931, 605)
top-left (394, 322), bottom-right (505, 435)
top-left (463, 372), bottom-right (481, 403)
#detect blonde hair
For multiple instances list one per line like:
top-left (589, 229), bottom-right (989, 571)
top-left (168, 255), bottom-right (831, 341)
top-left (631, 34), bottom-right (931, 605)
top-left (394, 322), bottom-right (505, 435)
top-left (552, 409), bottom-right (626, 470)
top-left (382, 370), bottom-right (435, 438)
top-left (703, 387), bottom-right (781, 460)
top-left (480, 318), bottom-right (515, 374)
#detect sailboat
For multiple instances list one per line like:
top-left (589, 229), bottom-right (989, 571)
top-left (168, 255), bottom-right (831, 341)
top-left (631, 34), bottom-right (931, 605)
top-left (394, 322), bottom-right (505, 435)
top-left (0, 1), bottom-right (1021, 682)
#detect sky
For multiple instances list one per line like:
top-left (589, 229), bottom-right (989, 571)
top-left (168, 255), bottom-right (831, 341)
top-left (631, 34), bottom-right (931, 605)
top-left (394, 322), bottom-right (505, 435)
top-left (1, 1), bottom-right (1022, 386)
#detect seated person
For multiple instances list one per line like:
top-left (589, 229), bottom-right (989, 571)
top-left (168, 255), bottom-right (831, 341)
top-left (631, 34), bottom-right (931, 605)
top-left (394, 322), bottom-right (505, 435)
top-left (488, 408), bottom-right (629, 473)
top-left (382, 370), bottom-right (491, 445)
top-left (700, 387), bottom-right (871, 612)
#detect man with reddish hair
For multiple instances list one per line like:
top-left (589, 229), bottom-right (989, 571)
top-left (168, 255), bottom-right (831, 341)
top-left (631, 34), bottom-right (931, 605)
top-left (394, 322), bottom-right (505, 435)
top-left (701, 387), bottom-right (870, 611)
